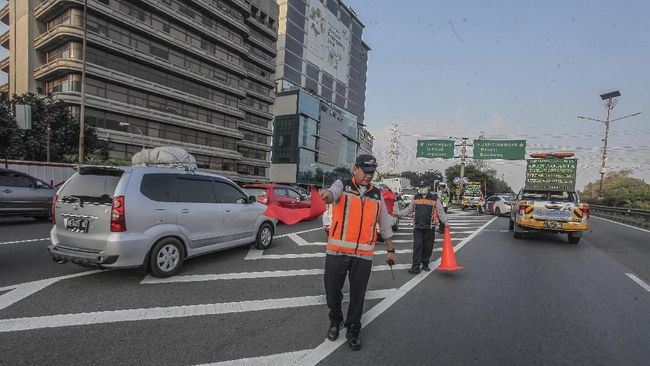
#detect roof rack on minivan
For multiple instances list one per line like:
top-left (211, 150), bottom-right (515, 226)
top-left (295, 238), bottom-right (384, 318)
top-left (131, 147), bottom-right (197, 172)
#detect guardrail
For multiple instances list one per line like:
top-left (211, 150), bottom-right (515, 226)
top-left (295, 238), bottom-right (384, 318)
top-left (589, 205), bottom-right (650, 230)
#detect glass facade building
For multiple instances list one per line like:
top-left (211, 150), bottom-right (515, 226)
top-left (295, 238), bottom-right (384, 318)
top-left (271, 0), bottom-right (370, 186)
top-left (0, 0), bottom-right (278, 183)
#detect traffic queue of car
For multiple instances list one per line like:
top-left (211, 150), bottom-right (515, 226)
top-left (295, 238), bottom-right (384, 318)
top-left (3, 150), bottom-right (589, 280)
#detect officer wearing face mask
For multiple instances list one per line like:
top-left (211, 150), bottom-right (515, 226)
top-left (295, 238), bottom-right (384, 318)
top-left (393, 179), bottom-right (448, 273)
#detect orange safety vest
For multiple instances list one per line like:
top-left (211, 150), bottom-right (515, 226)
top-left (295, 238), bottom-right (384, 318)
top-left (327, 179), bottom-right (383, 260)
top-left (412, 194), bottom-right (439, 229)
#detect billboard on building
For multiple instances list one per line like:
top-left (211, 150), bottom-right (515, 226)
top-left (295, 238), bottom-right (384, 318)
top-left (304, 0), bottom-right (351, 85)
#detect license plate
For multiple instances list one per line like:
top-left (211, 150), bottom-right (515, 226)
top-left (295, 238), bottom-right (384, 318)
top-left (544, 221), bottom-right (562, 229)
top-left (65, 218), bottom-right (89, 233)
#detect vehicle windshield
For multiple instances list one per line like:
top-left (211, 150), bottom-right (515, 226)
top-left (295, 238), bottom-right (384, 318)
top-left (243, 187), bottom-right (267, 197)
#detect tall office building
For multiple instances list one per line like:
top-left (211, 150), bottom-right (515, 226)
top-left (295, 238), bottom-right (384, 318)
top-left (271, 0), bottom-right (372, 186)
top-left (0, 0), bottom-right (277, 183)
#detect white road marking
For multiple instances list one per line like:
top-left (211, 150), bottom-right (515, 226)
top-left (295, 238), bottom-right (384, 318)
top-left (392, 238), bottom-right (459, 244)
top-left (0, 280), bottom-right (55, 311)
top-left (246, 248), bottom-right (415, 260)
top-left (592, 216), bottom-right (650, 233)
top-left (275, 228), bottom-right (324, 238)
top-left (0, 270), bottom-right (107, 311)
top-left (0, 289), bottom-right (396, 333)
top-left (288, 234), bottom-right (325, 246)
top-left (293, 216), bottom-right (497, 365)
top-left (140, 264), bottom-right (414, 285)
top-left (195, 350), bottom-right (310, 366)
top-left (625, 273), bottom-right (650, 292)
top-left (0, 238), bottom-right (49, 246)
top-left (0, 269), bottom-right (106, 292)
top-left (244, 247), bottom-right (263, 260)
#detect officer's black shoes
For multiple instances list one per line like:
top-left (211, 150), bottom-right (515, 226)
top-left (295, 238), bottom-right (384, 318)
top-left (422, 264), bottom-right (431, 271)
top-left (327, 321), bottom-right (341, 341)
top-left (408, 266), bottom-right (421, 274)
top-left (346, 325), bottom-right (362, 351)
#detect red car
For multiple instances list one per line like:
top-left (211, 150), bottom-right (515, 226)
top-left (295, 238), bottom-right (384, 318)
top-left (242, 184), bottom-right (311, 209)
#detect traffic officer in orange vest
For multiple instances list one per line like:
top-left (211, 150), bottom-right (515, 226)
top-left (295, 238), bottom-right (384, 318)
top-left (393, 179), bottom-right (448, 273)
top-left (319, 154), bottom-right (396, 351)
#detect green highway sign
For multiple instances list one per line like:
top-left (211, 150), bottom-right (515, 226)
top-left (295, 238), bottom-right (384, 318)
top-left (473, 139), bottom-right (526, 160)
top-left (416, 139), bottom-right (455, 159)
top-left (525, 158), bottom-right (577, 191)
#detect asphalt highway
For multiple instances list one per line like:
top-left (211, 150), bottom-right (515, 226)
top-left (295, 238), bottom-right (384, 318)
top-left (0, 211), bottom-right (648, 365)
top-left (321, 216), bottom-right (650, 365)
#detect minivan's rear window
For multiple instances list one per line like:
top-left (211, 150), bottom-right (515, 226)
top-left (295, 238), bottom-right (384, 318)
top-left (59, 169), bottom-right (123, 205)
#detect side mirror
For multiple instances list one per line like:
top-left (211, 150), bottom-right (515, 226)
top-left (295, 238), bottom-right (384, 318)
top-left (248, 196), bottom-right (257, 204)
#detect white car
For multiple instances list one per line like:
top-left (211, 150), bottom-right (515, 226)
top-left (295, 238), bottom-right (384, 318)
top-left (484, 195), bottom-right (513, 216)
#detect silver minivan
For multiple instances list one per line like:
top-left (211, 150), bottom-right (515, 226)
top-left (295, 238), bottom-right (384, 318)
top-left (49, 166), bottom-right (275, 277)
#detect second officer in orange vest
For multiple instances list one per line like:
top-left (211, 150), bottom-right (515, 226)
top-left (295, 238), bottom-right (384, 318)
top-left (394, 179), bottom-right (448, 273)
top-left (320, 154), bottom-right (395, 351)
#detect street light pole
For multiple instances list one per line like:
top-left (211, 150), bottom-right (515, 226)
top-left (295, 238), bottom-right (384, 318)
top-left (78, 0), bottom-right (88, 163)
top-left (46, 116), bottom-right (51, 162)
top-left (119, 122), bottom-right (146, 150)
top-left (578, 90), bottom-right (641, 200)
top-left (598, 98), bottom-right (613, 200)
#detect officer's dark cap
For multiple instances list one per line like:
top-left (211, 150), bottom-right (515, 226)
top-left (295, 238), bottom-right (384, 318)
top-left (355, 154), bottom-right (378, 173)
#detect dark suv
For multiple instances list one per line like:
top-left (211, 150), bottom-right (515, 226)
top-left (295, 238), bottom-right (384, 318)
top-left (0, 168), bottom-right (57, 220)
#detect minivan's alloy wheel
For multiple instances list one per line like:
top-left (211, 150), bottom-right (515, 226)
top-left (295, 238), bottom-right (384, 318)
top-left (255, 223), bottom-right (274, 250)
top-left (149, 238), bottom-right (184, 278)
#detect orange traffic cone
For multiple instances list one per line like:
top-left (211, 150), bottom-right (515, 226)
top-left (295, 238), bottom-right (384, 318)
top-left (436, 226), bottom-right (464, 271)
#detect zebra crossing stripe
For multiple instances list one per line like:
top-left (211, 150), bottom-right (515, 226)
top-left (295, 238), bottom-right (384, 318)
top-left (0, 289), bottom-right (396, 333)
top-left (140, 264), bottom-right (415, 285)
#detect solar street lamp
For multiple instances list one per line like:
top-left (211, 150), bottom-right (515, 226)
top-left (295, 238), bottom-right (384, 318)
top-left (578, 90), bottom-right (640, 200)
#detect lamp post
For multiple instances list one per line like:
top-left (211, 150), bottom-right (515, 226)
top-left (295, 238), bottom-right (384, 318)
top-left (310, 163), bottom-right (326, 189)
top-left (78, 0), bottom-right (88, 163)
top-left (578, 90), bottom-right (641, 200)
top-left (119, 122), bottom-right (146, 150)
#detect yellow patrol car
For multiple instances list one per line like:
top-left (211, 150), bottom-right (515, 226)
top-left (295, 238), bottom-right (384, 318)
top-left (509, 152), bottom-right (590, 244)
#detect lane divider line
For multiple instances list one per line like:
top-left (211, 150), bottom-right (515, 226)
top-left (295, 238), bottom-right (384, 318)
top-left (0, 238), bottom-right (49, 246)
top-left (0, 270), bottom-right (108, 311)
top-left (625, 273), bottom-right (650, 292)
top-left (0, 289), bottom-right (396, 333)
top-left (592, 216), bottom-right (650, 233)
top-left (293, 216), bottom-right (497, 365)
top-left (0, 269), bottom-right (107, 292)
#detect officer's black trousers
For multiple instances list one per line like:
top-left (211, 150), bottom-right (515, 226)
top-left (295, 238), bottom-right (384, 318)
top-left (324, 254), bottom-right (372, 328)
top-left (412, 228), bottom-right (435, 268)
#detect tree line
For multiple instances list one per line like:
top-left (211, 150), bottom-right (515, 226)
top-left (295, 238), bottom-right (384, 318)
top-left (1, 92), bottom-right (109, 164)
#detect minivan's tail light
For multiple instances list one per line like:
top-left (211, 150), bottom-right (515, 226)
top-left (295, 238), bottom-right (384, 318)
top-left (51, 194), bottom-right (58, 224)
top-left (111, 196), bottom-right (126, 232)
top-left (581, 203), bottom-right (590, 220)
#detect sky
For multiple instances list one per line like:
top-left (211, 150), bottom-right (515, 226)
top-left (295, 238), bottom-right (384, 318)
top-left (1, 0), bottom-right (648, 190)
top-left (342, 0), bottom-right (650, 190)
